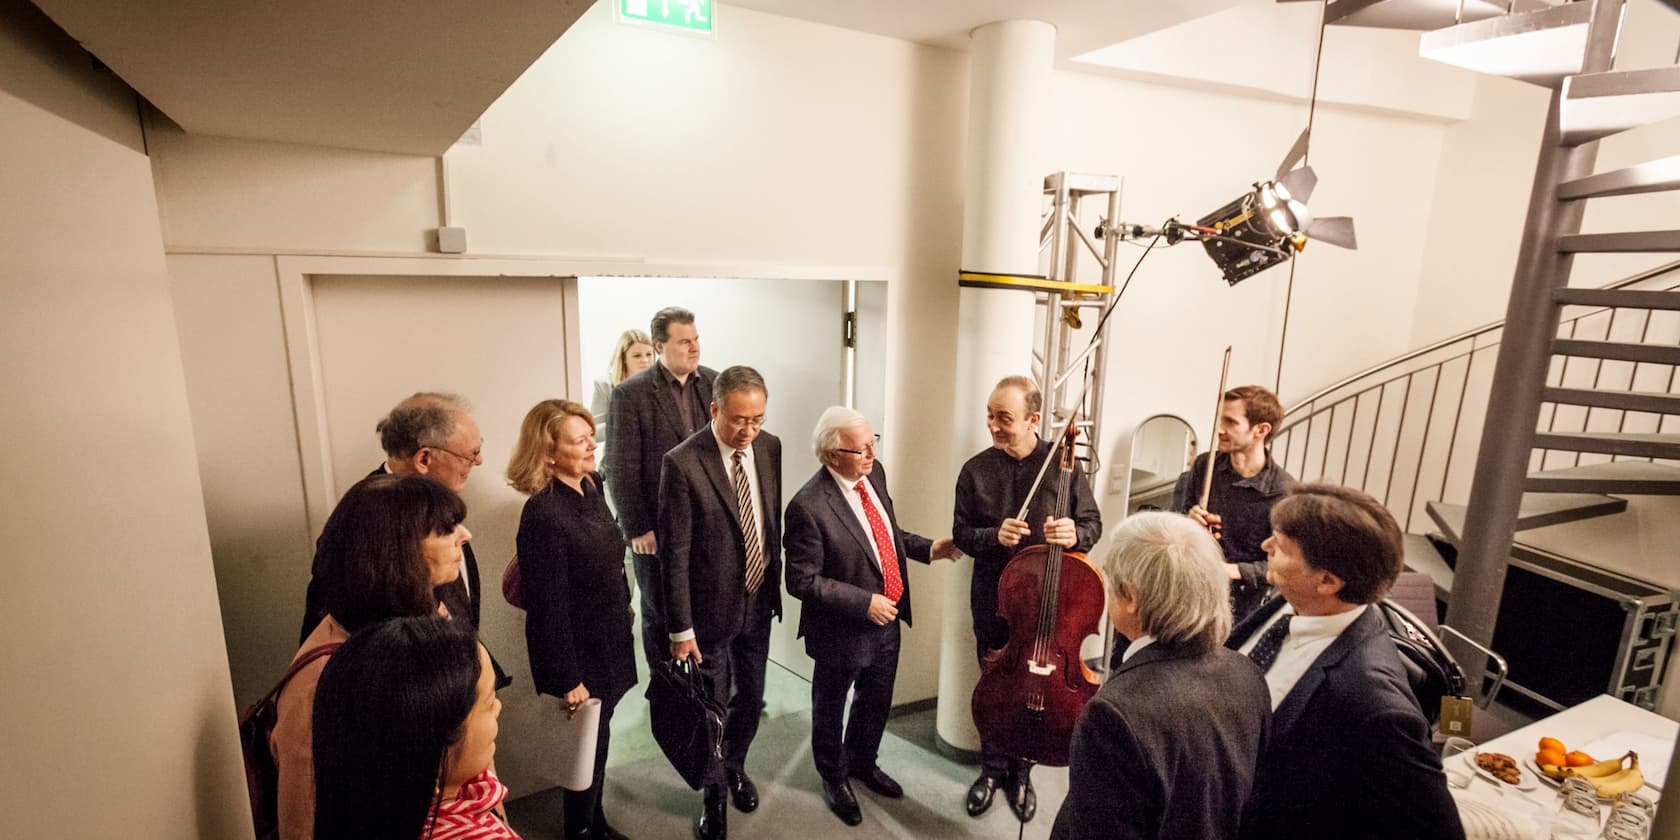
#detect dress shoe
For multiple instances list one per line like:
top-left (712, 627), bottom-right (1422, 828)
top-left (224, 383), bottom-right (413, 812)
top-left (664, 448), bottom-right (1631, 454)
top-left (848, 765), bottom-right (903, 799)
top-left (694, 791), bottom-right (727, 840)
top-left (965, 773), bottom-right (1002, 817)
top-left (820, 776), bottom-right (863, 826)
top-left (1004, 769), bottom-right (1037, 823)
top-left (725, 768), bottom-right (759, 813)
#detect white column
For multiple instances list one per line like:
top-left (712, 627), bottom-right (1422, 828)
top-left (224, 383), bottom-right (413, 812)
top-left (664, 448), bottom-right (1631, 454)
top-left (936, 18), bottom-right (1056, 757)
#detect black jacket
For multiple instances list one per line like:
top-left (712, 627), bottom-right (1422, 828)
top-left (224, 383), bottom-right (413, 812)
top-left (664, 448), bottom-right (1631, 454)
top-left (658, 428), bottom-right (783, 646)
top-left (784, 464), bottom-right (932, 670)
top-left (1228, 598), bottom-right (1466, 840)
top-left (1051, 641), bottom-right (1271, 840)
top-left (604, 363), bottom-right (718, 541)
top-left (516, 475), bottom-right (637, 703)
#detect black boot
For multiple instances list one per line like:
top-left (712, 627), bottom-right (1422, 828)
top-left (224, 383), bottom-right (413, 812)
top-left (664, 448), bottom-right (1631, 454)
top-left (563, 789), bottom-right (598, 840)
top-left (694, 786), bottom-right (727, 840)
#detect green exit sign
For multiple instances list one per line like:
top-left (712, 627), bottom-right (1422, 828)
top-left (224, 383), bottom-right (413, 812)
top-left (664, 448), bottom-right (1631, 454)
top-left (618, 0), bottom-right (714, 35)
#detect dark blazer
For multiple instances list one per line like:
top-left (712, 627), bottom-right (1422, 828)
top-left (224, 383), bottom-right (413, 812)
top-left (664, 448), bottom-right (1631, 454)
top-left (658, 428), bottom-right (782, 645)
top-left (604, 363), bottom-right (718, 541)
top-left (784, 464), bottom-right (932, 670)
top-left (298, 465), bottom-right (480, 644)
top-left (1051, 641), bottom-right (1270, 840)
top-left (1229, 598), bottom-right (1466, 840)
top-left (516, 474), bottom-right (637, 704)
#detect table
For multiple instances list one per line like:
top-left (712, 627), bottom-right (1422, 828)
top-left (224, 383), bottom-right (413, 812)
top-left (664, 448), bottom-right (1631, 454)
top-left (1450, 695), bottom-right (1677, 838)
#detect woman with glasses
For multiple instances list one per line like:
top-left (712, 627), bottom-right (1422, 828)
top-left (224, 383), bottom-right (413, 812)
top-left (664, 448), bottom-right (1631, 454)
top-left (507, 399), bottom-right (637, 840)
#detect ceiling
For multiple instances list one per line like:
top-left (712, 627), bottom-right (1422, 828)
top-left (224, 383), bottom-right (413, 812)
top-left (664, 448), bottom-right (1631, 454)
top-left (30, 0), bottom-right (594, 155)
top-left (724, 0), bottom-right (1251, 61)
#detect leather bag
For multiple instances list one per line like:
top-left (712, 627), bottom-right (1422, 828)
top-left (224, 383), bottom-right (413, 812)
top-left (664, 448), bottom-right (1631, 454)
top-left (645, 658), bottom-right (726, 790)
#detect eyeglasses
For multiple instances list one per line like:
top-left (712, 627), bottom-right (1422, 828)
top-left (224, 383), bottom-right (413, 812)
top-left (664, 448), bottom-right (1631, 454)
top-left (835, 435), bottom-right (881, 457)
top-left (425, 444), bottom-right (482, 464)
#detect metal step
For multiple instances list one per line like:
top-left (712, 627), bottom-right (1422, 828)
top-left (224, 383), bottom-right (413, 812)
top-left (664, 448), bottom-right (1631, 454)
top-left (1533, 431), bottom-right (1680, 459)
top-left (1558, 155), bottom-right (1680, 201)
top-left (1526, 460), bottom-right (1680, 495)
top-left (1556, 231), bottom-right (1680, 253)
top-left (1541, 386), bottom-right (1680, 415)
top-left (1554, 287), bottom-right (1680, 310)
top-left (1552, 338), bottom-right (1680, 366)
top-left (1560, 66), bottom-right (1680, 146)
top-left (1403, 532), bottom-right (1454, 603)
top-left (1426, 493), bottom-right (1627, 545)
top-left (1418, 1), bottom-right (1591, 86)
top-left (1305, 0), bottom-right (1523, 30)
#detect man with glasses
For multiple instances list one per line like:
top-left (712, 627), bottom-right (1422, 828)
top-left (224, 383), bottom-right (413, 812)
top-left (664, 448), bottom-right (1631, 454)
top-left (786, 407), bottom-right (959, 826)
top-left (658, 366), bottom-right (780, 840)
top-left (299, 391), bottom-right (485, 643)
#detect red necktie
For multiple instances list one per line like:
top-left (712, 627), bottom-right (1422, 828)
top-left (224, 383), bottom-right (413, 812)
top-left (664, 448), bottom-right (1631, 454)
top-left (855, 479), bottom-right (902, 602)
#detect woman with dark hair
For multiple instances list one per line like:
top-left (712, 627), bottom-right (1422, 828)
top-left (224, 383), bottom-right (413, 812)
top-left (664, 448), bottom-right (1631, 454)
top-left (272, 473), bottom-right (472, 840)
top-left (508, 399), bottom-right (637, 840)
top-left (313, 615), bottom-right (513, 840)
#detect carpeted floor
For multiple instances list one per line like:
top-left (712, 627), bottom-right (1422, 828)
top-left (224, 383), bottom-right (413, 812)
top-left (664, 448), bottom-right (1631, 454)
top-left (506, 657), bottom-right (1070, 840)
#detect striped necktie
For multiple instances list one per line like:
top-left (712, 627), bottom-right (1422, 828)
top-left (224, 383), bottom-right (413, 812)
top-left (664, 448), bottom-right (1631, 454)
top-left (732, 450), bottom-right (765, 594)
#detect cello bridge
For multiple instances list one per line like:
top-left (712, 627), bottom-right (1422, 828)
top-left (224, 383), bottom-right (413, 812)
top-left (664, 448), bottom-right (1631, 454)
top-left (1026, 660), bottom-right (1056, 676)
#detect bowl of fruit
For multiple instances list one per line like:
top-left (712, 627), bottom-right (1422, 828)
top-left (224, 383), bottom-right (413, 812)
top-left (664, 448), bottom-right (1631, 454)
top-left (1531, 737), bottom-right (1645, 799)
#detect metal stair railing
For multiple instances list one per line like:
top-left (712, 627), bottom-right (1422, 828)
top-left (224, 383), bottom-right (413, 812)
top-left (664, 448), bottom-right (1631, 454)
top-left (1270, 258), bottom-right (1680, 533)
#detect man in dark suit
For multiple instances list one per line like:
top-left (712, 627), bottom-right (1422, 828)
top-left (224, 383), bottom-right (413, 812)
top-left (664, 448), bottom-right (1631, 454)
top-left (1050, 511), bottom-right (1270, 840)
top-left (785, 407), bottom-right (960, 826)
top-left (300, 392), bottom-right (484, 642)
top-left (606, 306), bottom-right (717, 670)
top-left (659, 365), bottom-right (781, 840)
top-left (1228, 483), bottom-right (1464, 840)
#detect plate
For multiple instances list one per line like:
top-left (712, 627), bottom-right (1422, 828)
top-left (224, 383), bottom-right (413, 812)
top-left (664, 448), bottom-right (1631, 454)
top-left (1524, 756), bottom-right (1622, 799)
top-left (1467, 751), bottom-right (1539, 791)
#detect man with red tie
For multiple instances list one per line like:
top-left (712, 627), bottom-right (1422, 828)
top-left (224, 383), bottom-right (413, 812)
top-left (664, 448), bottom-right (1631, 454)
top-left (785, 407), bottom-right (960, 827)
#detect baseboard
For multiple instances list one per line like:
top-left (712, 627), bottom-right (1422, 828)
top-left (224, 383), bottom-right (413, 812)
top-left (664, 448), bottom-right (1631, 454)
top-left (934, 732), bottom-right (984, 765)
top-left (887, 697), bottom-right (938, 719)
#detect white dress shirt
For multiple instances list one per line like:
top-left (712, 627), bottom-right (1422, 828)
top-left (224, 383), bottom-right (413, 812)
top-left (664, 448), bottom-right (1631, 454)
top-left (670, 427), bottom-right (766, 644)
top-left (1119, 634), bottom-right (1156, 664)
top-left (826, 467), bottom-right (888, 572)
top-left (1236, 603), bottom-right (1368, 710)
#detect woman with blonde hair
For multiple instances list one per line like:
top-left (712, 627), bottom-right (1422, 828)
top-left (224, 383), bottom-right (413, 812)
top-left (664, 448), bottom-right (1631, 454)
top-left (591, 329), bottom-right (655, 450)
top-left (507, 399), bottom-right (637, 840)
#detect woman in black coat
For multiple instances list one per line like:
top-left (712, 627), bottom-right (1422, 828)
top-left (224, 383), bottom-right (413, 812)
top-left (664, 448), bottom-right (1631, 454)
top-left (508, 399), bottom-right (638, 840)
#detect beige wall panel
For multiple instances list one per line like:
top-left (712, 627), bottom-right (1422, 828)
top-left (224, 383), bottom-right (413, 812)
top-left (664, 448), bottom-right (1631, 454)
top-left (168, 253), bottom-right (316, 706)
top-left (0, 1), bottom-right (250, 834)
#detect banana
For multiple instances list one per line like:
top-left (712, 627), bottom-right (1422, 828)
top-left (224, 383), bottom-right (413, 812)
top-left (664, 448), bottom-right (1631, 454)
top-left (1563, 751), bottom-right (1633, 779)
top-left (1589, 760), bottom-right (1645, 798)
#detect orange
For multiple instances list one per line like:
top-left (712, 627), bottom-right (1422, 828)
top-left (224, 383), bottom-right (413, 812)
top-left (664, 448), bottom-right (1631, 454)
top-left (1537, 748), bottom-right (1567, 767)
top-left (1565, 751), bottom-right (1596, 767)
top-left (1539, 737), bottom-right (1566, 754)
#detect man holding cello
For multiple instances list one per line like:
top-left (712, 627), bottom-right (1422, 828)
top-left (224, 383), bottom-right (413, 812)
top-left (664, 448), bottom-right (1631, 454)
top-left (953, 375), bottom-right (1103, 822)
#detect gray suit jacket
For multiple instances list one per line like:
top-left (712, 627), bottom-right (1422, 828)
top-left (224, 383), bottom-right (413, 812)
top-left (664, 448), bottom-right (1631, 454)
top-left (604, 363), bottom-right (718, 541)
top-left (657, 428), bottom-right (783, 646)
top-left (1051, 641), bottom-right (1271, 840)
top-left (784, 463), bottom-right (931, 670)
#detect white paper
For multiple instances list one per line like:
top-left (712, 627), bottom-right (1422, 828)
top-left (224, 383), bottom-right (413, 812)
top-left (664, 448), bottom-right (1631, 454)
top-left (553, 697), bottom-right (602, 791)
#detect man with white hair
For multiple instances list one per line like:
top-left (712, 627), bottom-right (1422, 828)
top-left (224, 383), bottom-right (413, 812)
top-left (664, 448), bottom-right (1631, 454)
top-left (1050, 512), bottom-right (1271, 840)
top-left (785, 407), bottom-right (960, 826)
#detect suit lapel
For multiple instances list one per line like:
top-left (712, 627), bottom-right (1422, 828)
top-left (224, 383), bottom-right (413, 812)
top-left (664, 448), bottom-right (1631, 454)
top-left (1228, 593), bottom-right (1286, 650)
top-left (820, 473), bottom-right (878, 574)
top-left (1270, 605), bottom-right (1380, 740)
top-left (694, 431), bottom-right (742, 526)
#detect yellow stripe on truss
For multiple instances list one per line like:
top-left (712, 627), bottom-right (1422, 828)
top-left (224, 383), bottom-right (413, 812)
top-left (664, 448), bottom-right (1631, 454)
top-left (958, 270), bottom-right (1114, 295)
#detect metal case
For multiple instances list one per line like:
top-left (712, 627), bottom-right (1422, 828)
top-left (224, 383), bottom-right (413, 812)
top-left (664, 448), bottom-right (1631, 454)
top-left (1491, 543), bottom-right (1678, 711)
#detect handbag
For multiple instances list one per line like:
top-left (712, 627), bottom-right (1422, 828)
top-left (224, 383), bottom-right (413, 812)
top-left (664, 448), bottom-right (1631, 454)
top-left (503, 552), bottom-right (526, 611)
top-left (1379, 599), bottom-right (1465, 725)
top-left (645, 658), bottom-right (726, 790)
top-left (239, 642), bottom-right (342, 840)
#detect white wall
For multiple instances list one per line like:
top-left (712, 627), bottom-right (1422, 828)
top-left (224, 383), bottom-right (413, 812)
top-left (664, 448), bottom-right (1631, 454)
top-left (0, 1), bottom-right (250, 835)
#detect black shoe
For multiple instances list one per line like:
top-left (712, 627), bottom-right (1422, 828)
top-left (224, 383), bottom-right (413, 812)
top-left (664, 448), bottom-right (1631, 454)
top-left (821, 776), bottom-right (863, 826)
top-left (848, 765), bottom-right (903, 799)
top-left (725, 769), bottom-right (759, 813)
top-left (1004, 769), bottom-right (1036, 823)
top-left (694, 791), bottom-right (727, 840)
top-left (965, 773), bottom-right (1001, 817)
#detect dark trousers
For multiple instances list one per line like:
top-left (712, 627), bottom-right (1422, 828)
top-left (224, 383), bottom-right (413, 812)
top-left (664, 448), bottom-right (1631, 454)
top-left (562, 695), bottom-right (619, 836)
top-left (697, 585), bottom-right (774, 799)
top-left (631, 551), bottom-right (667, 670)
top-left (810, 621), bottom-right (900, 781)
top-left (975, 637), bottom-right (1031, 781)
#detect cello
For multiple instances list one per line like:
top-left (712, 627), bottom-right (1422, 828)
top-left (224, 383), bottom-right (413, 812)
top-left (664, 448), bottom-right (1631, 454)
top-left (970, 423), bottom-right (1105, 768)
